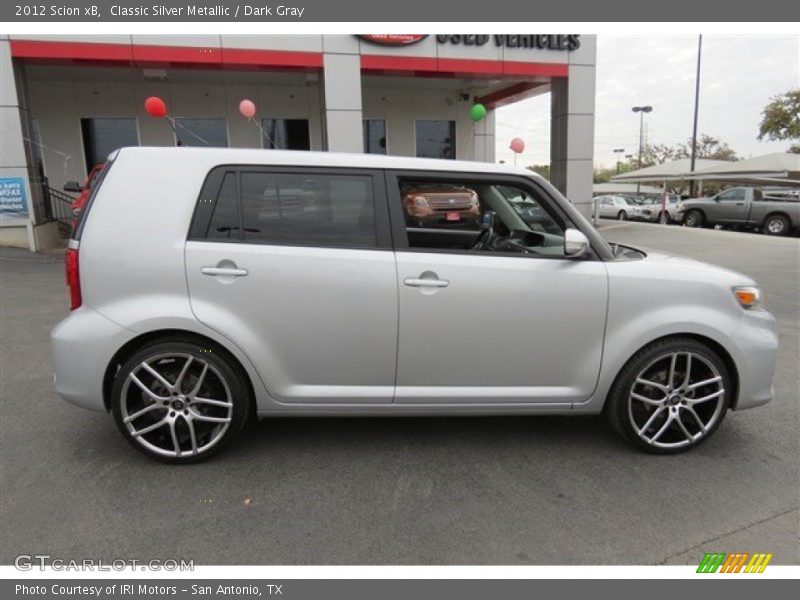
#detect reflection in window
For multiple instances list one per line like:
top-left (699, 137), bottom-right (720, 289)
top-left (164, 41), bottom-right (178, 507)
top-left (80, 118), bottom-right (139, 171)
top-left (415, 120), bottom-right (455, 160)
top-left (363, 120), bottom-right (387, 154)
top-left (399, 178), bottom-right (566, 256)
top-left (174, 118), bottom-right (228, 147)
top-left (261, 119), bottom-right (311, 150)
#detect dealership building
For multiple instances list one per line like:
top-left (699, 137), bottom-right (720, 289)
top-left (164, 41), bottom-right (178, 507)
top-left (0, 34), bottom-right (596, 250)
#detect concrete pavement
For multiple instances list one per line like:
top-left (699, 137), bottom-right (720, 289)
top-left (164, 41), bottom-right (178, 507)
top-left (1, 222), bottom-right (797, 565)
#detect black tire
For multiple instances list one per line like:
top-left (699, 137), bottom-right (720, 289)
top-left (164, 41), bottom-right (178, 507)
top-left (763, 213), bottom-right (791, 236)
top-left (683, 209), bottom-right (705, 228)
top-left (111, 337), bottom-right (251, 464)
top-left (658, 211), bottom-right (670, 225)
top-left (605, 337), bottom-right (731, 454)
top-left (617, 211), bottom-right (627, 221)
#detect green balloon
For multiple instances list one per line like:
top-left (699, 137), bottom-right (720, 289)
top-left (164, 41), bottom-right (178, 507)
top-left (469, 103), bottom-right (487, 122)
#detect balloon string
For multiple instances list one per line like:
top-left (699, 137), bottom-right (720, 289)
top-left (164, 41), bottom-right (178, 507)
top-left (172, 118), bottom-right (212, 146)
top-left (250, 117), bottom-right (275, 149)
top-left (22, 136), bottom-right (71, 178)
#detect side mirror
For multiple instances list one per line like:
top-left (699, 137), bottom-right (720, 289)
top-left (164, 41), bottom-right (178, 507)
top-left (63, 181), bottom-right (83, 193)
top-left (564, 228), bottom-right (591, 257)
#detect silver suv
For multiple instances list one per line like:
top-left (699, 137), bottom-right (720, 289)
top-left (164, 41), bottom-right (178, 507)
top-left (51, 148), bottom-right (778, 463)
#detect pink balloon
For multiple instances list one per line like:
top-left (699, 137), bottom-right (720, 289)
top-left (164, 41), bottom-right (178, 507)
top-left (510, 137), bottom-right (525, 154)
top-left (239, 99), bottom-right (256, 119)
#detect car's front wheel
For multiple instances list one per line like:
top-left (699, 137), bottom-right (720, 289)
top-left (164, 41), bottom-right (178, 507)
top-left (606, 337), bottom-right (731, 454)
top-left (111, 338), bottom-right (251, 463)
top-left (617, 210), bottom-right (627, 221)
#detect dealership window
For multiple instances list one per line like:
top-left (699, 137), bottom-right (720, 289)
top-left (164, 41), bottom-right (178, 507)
top-left (80, 118), bottom-right (139, 171)
top-left (174, 118), bottom-right (228, 147)
top-left (398, 178), bottom-right (565, 256)
top-left (206, 171), bottom-right (376, 248)
top-left (415, 120), bottom-right (455, 160)
top-left (261, 119), bottom-right (311, 150)
top-left (363, 120), bottom-right (387, 154)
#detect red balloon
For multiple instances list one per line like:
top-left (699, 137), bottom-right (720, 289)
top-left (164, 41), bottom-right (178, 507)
top-left (144, 96), bottom-right (167, 118)
top-left (510, 137), bottom-right (525, 154)
top-left (239, 99), bottom-right (256, 119)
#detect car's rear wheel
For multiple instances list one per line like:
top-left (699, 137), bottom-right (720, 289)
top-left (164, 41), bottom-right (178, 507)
top-left (763, 213), bottom-right (790, 236)
top-left (617, 210), bottom-right (627, 221)
top-left (606, 338), bottom-right (731, 454)
top-left (111, 339), bottom-right (250, 463)
top-left (683, 209), bottom-right (704, 228)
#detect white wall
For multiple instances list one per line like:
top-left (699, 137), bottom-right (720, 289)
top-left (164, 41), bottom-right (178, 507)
top-left (27, 70), bottom-right (499, 189)
top-left (26, 72), bottom-right (324, 188)
top-left (362, 85), bottom-right (495, 161)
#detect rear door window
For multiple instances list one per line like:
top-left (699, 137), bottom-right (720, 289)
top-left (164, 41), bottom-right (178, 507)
top-left (192, 168), bottom-right (388, 249)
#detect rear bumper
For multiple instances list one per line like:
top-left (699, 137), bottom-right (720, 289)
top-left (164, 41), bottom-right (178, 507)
top-left (731, 309), bottom-right (779, 410)
top-left (50, 306), bottom-right (134, 412)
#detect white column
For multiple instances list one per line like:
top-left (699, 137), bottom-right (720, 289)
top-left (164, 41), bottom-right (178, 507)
top-left (473, 109), bottom-right (496, 162)
top-left (550, 36), bottom-right (596, 220)
top-left (321, 40), bottom-right (363, 154)
top-left (0, 36), bottom-right (37, 250)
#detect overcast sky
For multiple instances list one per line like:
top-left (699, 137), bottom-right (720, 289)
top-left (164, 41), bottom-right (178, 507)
top-left (495, 35), bottom-right (800, 169)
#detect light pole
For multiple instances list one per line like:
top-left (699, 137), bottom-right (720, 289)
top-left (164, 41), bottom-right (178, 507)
top-left (632, 105), bottom-right (653, 192)
top-left (689, 35), bottom-right (703, 198)
top-left (613, 148), bottom-right (626, 174)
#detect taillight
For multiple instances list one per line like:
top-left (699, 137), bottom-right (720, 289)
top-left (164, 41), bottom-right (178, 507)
top-left (65, 246), bottom-right (82, 310)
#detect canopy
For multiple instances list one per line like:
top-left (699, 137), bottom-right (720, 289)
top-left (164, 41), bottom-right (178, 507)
top-left (610, 158), bottom-right (732, 183)
top-left (692, 152), bottom-right (800, 185)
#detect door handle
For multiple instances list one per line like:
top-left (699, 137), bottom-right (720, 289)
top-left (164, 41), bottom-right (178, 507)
top-left (404, 277), bottom-right (449, 288)
top-left (201, 266), bottom-right (248, 277)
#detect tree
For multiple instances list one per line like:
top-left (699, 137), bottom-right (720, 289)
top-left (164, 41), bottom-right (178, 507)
top-left (633, 134), bottom-right (737, 169)
top-left (758, 89), bottom-right (800, 153)
top-left (526, 164), bottom-right (550, 180)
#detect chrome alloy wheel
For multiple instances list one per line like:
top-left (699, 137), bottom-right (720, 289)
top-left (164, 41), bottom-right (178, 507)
top-left (628, 351), bottom-right (725, 450)
top-left (120, 353), bottom-right (233, 458)
top-left (767, 218), bottom-right (786, 234)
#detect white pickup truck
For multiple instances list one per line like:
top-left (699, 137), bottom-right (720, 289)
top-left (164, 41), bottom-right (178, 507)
top-left (678, 187), bottom-right (800, 236)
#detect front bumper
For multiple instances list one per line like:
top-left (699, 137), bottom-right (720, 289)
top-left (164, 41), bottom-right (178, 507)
top-left (50, 306), bottom-right (134, 412)
top-left (730, 308), bottom-right (779, 410)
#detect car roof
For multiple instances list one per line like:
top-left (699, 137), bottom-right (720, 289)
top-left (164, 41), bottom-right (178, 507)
top-left (112, 146), bottom-right (543, 180)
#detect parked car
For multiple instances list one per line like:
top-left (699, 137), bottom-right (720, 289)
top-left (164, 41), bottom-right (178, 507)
top-left (678, 186), bottom-right (800, 235)
top-left (595, 195), bottom-right (650, 221)
top-left (63, 163), bottom-right (105, 219)
top-left (51, 147), bottom-right (777, 462)
top-left (639, 194), bottom-right (681, 224)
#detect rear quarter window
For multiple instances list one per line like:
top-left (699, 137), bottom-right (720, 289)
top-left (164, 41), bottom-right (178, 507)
top-left (72, 160), bottom-right (113, 241)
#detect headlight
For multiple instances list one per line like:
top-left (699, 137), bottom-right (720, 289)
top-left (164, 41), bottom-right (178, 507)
top-left (413, 196), bottom-right (428, 208)
top-left (733, 286), bottom-right (762, 310)
top-left (676, 203), bottom-right (685, 212)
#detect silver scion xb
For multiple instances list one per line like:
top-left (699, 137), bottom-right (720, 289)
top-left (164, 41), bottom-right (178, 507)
top-left (51, 148), bottom-right (778, 463)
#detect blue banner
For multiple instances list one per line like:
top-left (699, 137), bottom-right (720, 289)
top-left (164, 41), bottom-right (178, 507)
top-left (0, 177), bottom-right (29, 218)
